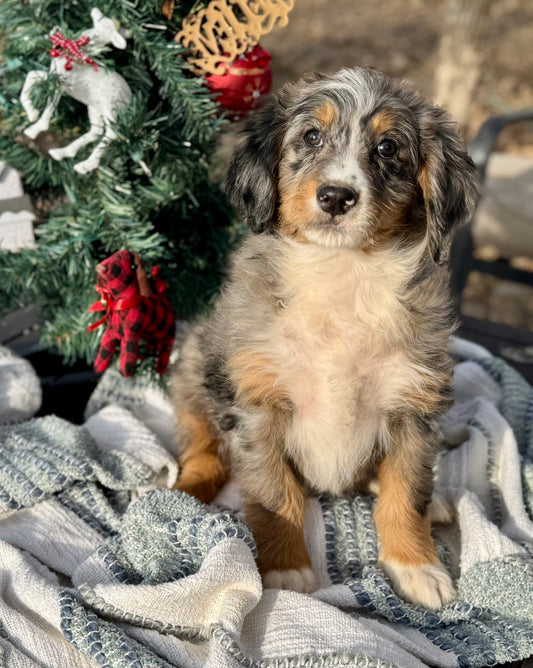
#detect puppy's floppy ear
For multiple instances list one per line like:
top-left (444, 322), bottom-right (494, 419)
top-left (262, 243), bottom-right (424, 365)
top-left (417, 107), bottom-right (479, 265)
top-left (226, 96), bottom-right (286, 233)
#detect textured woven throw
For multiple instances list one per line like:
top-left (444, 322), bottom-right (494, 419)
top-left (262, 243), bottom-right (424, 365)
top-left (0, 338), bottom-right (531, 667)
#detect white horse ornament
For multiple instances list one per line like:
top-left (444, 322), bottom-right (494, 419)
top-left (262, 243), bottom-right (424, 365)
top-left (20, 8), bottom-right (132, 174)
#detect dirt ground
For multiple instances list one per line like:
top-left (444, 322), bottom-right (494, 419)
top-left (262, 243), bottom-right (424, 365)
top-left (255, 0), bottom-right (533, 331)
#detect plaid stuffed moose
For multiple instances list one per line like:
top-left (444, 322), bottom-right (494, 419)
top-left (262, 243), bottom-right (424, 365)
top-left (89, 250), bottom-right (175, 376)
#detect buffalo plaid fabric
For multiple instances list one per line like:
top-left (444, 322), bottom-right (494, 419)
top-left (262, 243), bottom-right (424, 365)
top-left (89, 250), bottom-right (175, 377)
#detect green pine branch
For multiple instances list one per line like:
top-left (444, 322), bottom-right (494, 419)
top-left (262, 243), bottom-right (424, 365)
top-left (0, 0), bottom-right (242, 368)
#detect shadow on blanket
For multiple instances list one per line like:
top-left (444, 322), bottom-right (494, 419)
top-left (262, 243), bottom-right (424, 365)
top-left (0, 338), bottom-right (531, 668)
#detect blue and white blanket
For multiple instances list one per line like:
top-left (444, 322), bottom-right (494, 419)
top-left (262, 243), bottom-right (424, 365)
top-left (0, 337), bottom-right (531, 668)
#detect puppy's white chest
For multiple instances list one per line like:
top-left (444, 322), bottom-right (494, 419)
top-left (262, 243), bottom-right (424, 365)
top-left (273, 247), bottom-right (417, 494)
top-left (278, 321), bottom-right (399, 494)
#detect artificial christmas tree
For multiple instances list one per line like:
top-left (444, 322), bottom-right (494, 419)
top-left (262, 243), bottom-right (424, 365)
top-left (0, 0), bottom-right (239, 370)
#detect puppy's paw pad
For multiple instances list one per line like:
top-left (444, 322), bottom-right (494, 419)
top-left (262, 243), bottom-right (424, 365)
top-left (428, 492), bottom-right (455, 524)
top-left (263, 567), bottom-right (317, 593)
top-left (380, 560), bottom-right (456, 610)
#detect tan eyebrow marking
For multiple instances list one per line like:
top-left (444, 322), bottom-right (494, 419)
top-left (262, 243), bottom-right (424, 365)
top-left (371, 108), bottom-right (399, 136)
top-left (314, 101), bottom-right (338, 128)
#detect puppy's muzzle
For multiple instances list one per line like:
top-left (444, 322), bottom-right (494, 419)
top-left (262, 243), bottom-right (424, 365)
top-left (317, 184), bottom-right (359, 217)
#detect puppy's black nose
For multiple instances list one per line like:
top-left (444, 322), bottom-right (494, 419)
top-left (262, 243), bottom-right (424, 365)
top-left (317, 185), bottom-right (359, 216)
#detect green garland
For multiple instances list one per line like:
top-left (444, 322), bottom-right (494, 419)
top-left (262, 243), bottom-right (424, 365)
top-left (0, 0), bottom-right (243, 365)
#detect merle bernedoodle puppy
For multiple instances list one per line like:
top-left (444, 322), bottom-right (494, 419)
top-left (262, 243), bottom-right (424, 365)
top-left (169, 67), bottom-right (478, 610)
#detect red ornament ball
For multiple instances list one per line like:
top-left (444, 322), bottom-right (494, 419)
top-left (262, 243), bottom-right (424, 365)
top-left (50, 49), bottom-right (60, 58)
top-left (65, 62), bottom-right (72, 71)
top-left (205, 44), bottom-right (272, 115)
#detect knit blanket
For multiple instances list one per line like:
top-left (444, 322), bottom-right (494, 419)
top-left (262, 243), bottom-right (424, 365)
top-left (0, 337), bottom-right (532, 668)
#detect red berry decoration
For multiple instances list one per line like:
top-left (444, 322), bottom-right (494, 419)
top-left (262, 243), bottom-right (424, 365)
top-left (48, 31), bottom-right (98, 71)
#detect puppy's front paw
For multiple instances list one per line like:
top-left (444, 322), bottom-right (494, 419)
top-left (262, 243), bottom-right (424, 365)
top-left (380, 560), bottom-right (456, 610)
top-left (263, 567), bottom-right (317, 593)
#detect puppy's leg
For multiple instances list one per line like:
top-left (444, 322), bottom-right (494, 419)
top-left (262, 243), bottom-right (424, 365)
top-left (374, 417), bottom-right (456, 610)
top-left (171, 328), bottom-right (230, 504)
top-left (228, 350), bottom-right (315, 592)
top-left (237, 409), bottom-right (316, 594)
top-left (173, 410), bottom-right (227, 505)
top-left (366, 477), bottom-right (455, 525)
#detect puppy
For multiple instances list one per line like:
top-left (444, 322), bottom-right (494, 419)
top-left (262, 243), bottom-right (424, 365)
top-left (169, 67), bottom-right (478, 610)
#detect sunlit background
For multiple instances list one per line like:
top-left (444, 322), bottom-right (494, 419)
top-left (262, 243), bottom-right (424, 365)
top-left (257, 0), bottom-right (533, 331)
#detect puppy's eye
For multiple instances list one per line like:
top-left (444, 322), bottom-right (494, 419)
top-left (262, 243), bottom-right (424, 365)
top-left (304, 129), bottom-right (323, 147)
top-left (377, 139), bottom-right (397, 159)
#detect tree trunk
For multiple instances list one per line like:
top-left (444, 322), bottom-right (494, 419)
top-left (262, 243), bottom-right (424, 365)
top-left (434, 0), bottom-right (491, 128)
